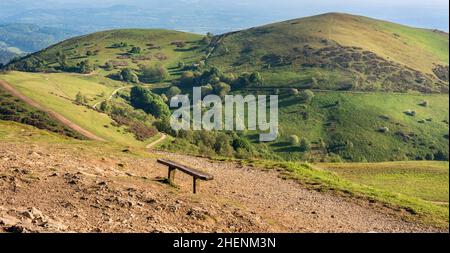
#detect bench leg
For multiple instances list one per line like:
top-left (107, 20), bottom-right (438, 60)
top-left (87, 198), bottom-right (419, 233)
top-left (193, 177), bottom-right (198, 194)
top-left (168, 166), bottom-right (176, 184)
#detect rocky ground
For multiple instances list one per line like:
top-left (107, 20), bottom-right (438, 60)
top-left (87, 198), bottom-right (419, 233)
top-left (0, 142), bottom-right (444, 233)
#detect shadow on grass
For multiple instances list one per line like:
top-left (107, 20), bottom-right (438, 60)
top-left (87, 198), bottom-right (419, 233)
top-left (270, 142), bottom-right (291, 147)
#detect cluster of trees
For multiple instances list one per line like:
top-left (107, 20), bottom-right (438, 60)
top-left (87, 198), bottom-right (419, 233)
top-left (289, 135), bottom-right (311, 152)
top-left (174, 130), bottom-right (255, 158)
top-left (140, 64), bottom-right (169, 83)
top-left (77, 60), bottom-right (94, 74)
top-left (6, 51), bottom-right (96, 74)
top-left (118, 68), bottom-right (139, 83)
top-left (170, 40), bottom-right (187, 48)
top-left (99, 100), bottom-right (158, 141)
top-left (114, 64), bottom-right (169, 84)
top-left (165, 86), bottom-right (181, 99)
top-left (6, 57), bottom-right (48, 72)
top-left (111, 42), bottom-right (128, 48)
top-left (129, 46), bottom-right (141, 54)
top-left (130, 86), bottom-right (170, 118)
top-left (201, 32), bottom-right (214, 45)
top-left (86, 50), bottom-right (99, 56)
top-left (75, 92), bottom-right (89, 104)
top-left (104, 62), bottom-right (114, 71)
top-left (178, 67), bottom-right (263, 97)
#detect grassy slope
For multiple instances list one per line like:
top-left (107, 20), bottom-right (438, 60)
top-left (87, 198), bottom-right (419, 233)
top-left (316, 161), bottom-right (449, 203)
top-left (207, 13), bottom-right (448, 90)
top-left (21, 29), bottom-right (205, 79)
top-left (0, 85), bottom-right (85, 139)
top-left (256, 91), bottom-right (449, 162)
top-left (0, 29), bottom-right (207, 147)
top-left (243, 158), bottom-right (449, 228)
top-left (315, 13), bottom-right (449, 72)
top-left (0, 71), bottom-right (145, 146)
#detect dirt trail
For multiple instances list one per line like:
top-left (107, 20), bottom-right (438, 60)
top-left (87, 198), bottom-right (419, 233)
top-left (0, 140), bottom-right (443, 233)
top-left (93, 85), bottom-right (132, 109)
top-left (0, 79), bottom-right (105, 141)
top-left (146, 134), bottom-right (167, 149)
top-left (152, 151), bottom-right (443, 233)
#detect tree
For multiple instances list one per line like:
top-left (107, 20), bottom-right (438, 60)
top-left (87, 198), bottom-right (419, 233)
top-left (201, 84), bottom-right (214, 97)
top-left (171, 41), bottom-right (186, 48)
top-left (214, 134), bottom-right (234, 157)
top-left (140, 64), bottom-right (169, 83)
top-left (299, 89), bottom-right (315, 104)
top-left (78, 60), bottom-right (93, 74)
top-left (130, 46), bottom-right (141, 54)
top-left (166, 86), bottom-right (182, 98)
top-left (130, 86), bottom-right (170, 118)
top-left (289, 135), bottom-right (299, 145)
top-left (213, 82), bottom-right (231, 97)
top-left (99, 101), bottom-right (110, 112)
top-left (75, 92), bottom-right (87, 104)
top-left (119, 68), bottom-right (139, 83)
top-left (234, 71), bottom-right (263, 89)
top-left (289, 88), bottom-right (299, 95)
top-left (201, 36), bottom-right (211, 45)
top-left (75, 92), bottom-right (83, 104)
top-left (299, 138), bottom-right (311, 152)
top-left (104, 62), bottom-right (114, 71)
top-left (318, 138), bottom-right (327, 150)
top-left (232, 136), bottom-right (252, 152)
top-left (58, 53), bottom-right (69, 70)
top-left (160, 94), bottom-right (169, 103)
top-left (249, 71), bottom-right (262, 84)
top-left (179, 71), bottom-right (195, 87)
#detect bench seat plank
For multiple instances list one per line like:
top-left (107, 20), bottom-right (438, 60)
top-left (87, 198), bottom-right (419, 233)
top-left (157, 159), bottom-right (214, 181)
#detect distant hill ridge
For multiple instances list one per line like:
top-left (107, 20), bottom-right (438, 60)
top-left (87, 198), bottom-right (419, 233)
top-left (0, 23), bottom-right (79, 64)
top-left (4, 13), bottom-right (449, 93)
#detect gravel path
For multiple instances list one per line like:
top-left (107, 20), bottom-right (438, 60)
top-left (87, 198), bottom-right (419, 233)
top-left (0, 141), bottom-right (444, 233)
top-left (149, 151), bottom-right (442, 232)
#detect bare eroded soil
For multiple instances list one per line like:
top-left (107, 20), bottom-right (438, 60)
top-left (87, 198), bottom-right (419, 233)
top-left (0, 142), bottom-right (444, 233)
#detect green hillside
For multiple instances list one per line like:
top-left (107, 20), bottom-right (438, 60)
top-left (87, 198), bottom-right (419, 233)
top-left (1, 13), bottom-right (449, 163)
top-left (260, 91), bottom-right (449, 162)
top-left (207, 13), bottom-right (449, 92)
top-left (0, 84), bottom-right (85, 139)
top-left (5, 29), bottom-right (207, 79)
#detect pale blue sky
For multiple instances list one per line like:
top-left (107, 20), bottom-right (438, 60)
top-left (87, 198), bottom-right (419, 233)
top-left (1, 0), bottom-right (448, 32)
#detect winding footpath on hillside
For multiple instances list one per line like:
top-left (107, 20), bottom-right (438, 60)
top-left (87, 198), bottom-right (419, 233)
top-left (146, 134), bottom-right (167, 149)
top-left (0, 79), bottom-right (105, 141)
top-left (92, 85), bottom-right (132, 110)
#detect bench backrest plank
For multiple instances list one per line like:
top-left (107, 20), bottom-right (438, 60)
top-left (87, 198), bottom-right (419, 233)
top-left (157, 159), bottom-right (214, 181)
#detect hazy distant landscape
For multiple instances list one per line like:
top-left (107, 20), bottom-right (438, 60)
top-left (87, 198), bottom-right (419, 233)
top-left (1, 0), bottom-right (448, 64)
top-left (1, 0), bottom-right (449, 34)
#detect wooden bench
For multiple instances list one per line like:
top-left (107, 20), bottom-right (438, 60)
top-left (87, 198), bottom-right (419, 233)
top-left (157, 159), bottom-right (214, 194)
